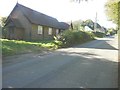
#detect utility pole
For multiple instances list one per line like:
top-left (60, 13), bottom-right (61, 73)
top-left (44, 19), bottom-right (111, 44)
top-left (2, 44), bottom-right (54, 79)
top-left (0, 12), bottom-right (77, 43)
top-left (70, 20), bottom-right (73, 30)
top-left (94, 12), bottom-right (97, 32)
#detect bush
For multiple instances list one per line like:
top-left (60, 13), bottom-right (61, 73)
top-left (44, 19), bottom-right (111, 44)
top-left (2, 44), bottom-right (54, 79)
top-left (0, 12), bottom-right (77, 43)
top-left (55, 30), bottom-right (95, 47)
top-left (93, 32), bottom-right (105, 38)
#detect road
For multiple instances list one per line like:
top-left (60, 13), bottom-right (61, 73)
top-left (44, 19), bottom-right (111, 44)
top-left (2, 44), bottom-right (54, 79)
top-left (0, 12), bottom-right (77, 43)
top-left (2, 36), bottom-right (118, 88)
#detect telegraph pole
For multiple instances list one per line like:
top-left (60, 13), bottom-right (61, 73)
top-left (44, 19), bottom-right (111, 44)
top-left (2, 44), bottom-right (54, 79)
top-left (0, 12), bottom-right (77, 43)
top-left (94, 12), bottom-right (97, 32)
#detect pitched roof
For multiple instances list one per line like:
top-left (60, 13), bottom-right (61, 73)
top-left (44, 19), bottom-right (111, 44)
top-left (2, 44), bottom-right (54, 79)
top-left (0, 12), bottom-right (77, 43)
top-left (85, 22), bottom-right (102, 30)
top-left (59, 22), bottom-right (70, 30)
top-left (95, 23), bottom-right (101, 29)
top-left (16, 3), bottom-right (69, 29)
top-left (86, 23), bottom-right (94, 30)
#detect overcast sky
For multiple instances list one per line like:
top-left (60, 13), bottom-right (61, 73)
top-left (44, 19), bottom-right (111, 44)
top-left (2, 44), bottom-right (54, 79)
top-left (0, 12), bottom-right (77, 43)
top-left (0, 0), bottom-right (117, 28)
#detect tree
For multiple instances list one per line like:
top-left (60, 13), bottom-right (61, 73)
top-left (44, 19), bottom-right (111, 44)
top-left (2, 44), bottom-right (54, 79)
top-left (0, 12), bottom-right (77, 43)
top-left (0, 17), bottom-right (7, 38)
top-left (84, 19), bottom-right (94, 26)
top-left (105, 0), bottom-right (119, 25)
top-left (0, 17), bottom-right (7, 27)
top-left (72, 20), bottom-right (83, 30)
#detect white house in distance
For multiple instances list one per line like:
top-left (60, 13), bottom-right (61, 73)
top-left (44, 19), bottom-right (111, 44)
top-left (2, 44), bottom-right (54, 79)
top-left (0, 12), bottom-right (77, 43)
top-left (101, 27), bottom-right (107, 33)
top-left (84, 22), bottom-right (107, 33)
top-left (84, 26), bottom-right (93, 32)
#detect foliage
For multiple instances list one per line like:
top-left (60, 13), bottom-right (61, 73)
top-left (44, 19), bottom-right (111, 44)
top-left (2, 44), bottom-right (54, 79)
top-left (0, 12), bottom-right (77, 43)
top-left (93, 32), bottom-right (105, 38)
top-left (70, 19), bottom-right (96, 31)
top-left (0, 17), bottom-right (7, 27)
top-left (0, 17), bottom-right (7, 38)
top-left (105, 0), bottom-right (120, 25)
top-left (106, 28), bottom-right (117, 35)
top-left (0, 25), bottom-right (2, 38)
top-left (80, 21), bottom-right (86, 28)
top-left (84, 19), bottom-right (94, 25)
top-left (84, 19), bottom-right (94, 30)
top-left (1, 30), bottom-right (95, 56)
top-left (55, 29), bottom-right (95, 47)
top-left (71, 20), bottom-right (85, 30)
top-left (71, 20), bottom-right (95, 31)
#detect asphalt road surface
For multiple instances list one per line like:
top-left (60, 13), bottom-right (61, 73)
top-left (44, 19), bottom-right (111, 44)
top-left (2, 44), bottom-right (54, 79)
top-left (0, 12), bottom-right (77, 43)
top-left (2, 36), bottom-right (118, 88)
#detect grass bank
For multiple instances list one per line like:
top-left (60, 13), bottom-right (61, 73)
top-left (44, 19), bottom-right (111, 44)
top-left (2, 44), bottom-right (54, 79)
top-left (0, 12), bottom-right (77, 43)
top-left (1, 39), bottom-right (59, 57)
top-left (1, 30), bottom-right (105, 57)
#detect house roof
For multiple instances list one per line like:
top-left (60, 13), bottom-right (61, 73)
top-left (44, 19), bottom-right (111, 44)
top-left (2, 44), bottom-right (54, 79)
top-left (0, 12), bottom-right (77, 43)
top-left (95, 23), bottom-right (101, 29)
top-left (16, 3), bottom-right (69, 29)
top-left (59, 22), bottom-right (70, 30)
top-left (86, 24), bottom-right (94, 30)
top-left (85, 22), bottom-right (102, 30)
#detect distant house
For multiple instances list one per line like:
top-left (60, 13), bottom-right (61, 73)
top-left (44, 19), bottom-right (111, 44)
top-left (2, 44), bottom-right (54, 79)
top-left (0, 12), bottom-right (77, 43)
top-left (84, 21), bottom-right (94, 31)
top-left (94, 23), bottom-right (102, 32)
top-left (84, 26), bottom-right (93, 31)
top-left (101, 27), bottom-right (107, 33)
top-left (4, 3), bottom-right (69, 41)
top-left (84, 21), bottom-right (105, 33)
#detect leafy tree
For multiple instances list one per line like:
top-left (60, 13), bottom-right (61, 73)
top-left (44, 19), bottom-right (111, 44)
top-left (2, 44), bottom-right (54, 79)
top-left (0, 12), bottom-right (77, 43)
top-left (106, 28), bottom-right (116, 35)
top-left (105, 0), bottom-right (119, 25)
top-left (0, 17), bottom-right (7, 27)
top-left (84, 19), bottom-right (94, 26)
top-left (80, 21), bottom-right (86, 27)
top-left (72, 20), bottom-right (85, 30)
top-left (105, 0), bottom-right (120, 61)
top-left (0, 17), bottom-right (7, 38)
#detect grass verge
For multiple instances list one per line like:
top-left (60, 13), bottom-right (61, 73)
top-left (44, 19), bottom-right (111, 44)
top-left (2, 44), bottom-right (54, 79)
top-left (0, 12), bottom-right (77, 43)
top-left (2, 30), bottom-right (103, 57)
top-left (1, 39), bottom-right (58, 57)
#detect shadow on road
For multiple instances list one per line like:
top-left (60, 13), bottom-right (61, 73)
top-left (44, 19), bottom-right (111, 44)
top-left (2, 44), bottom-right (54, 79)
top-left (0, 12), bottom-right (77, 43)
top-left (3, 47), bottom-right (118, 88)
top-left (50, 50), bottom-right (118, 88)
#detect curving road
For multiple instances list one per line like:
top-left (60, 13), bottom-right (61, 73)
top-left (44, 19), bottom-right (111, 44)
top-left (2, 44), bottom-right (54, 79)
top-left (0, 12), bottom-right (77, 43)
top-left (3, 36), bottom-right (118, 88)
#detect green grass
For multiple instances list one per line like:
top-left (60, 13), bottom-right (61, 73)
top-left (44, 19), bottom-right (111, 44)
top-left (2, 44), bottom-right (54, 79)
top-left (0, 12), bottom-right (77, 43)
top-left (1, 30), bottom-right (100, 57)
top-left (1, 39), bottom-right (58, 57)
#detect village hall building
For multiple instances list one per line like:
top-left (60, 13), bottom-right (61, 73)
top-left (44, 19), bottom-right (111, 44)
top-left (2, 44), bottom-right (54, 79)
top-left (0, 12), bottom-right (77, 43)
top-left (4, 3), bottom-right (69, 41)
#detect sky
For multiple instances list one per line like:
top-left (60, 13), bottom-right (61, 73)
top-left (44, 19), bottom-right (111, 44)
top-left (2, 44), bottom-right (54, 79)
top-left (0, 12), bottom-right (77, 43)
top-left (0, 0), bottom-right (117, 28)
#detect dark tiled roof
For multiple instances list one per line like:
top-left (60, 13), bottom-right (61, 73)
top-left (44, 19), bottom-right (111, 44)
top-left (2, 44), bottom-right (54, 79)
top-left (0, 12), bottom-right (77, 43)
top-left (59, 22), bottom-right (70, 30)
top-left (17, 3), bottom-right (69, 30)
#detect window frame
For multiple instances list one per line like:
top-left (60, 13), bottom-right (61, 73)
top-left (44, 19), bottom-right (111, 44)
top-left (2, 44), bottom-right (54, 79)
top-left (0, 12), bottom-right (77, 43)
top-left (56, 29), bottom-right (59, 35)
top-left (48, 28), bottom-right (52, 35)
top-left (38, 25), bottom-right (43, 34)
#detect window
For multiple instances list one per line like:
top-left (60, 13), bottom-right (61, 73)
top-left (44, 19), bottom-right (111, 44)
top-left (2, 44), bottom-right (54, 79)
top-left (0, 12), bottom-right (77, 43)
top-left (48, 28), bottom-right (52, 35)
top-left (56, 29), bottom-right (59, 35)
top-left (38, 25), bottom-right (43, 34)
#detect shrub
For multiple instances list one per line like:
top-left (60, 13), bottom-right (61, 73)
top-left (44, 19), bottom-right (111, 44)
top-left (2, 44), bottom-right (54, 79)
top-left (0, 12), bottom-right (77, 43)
top-left (93, 32), bottom-right (105, 38)
top-left (55, 30), bottom-right (95, 47)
